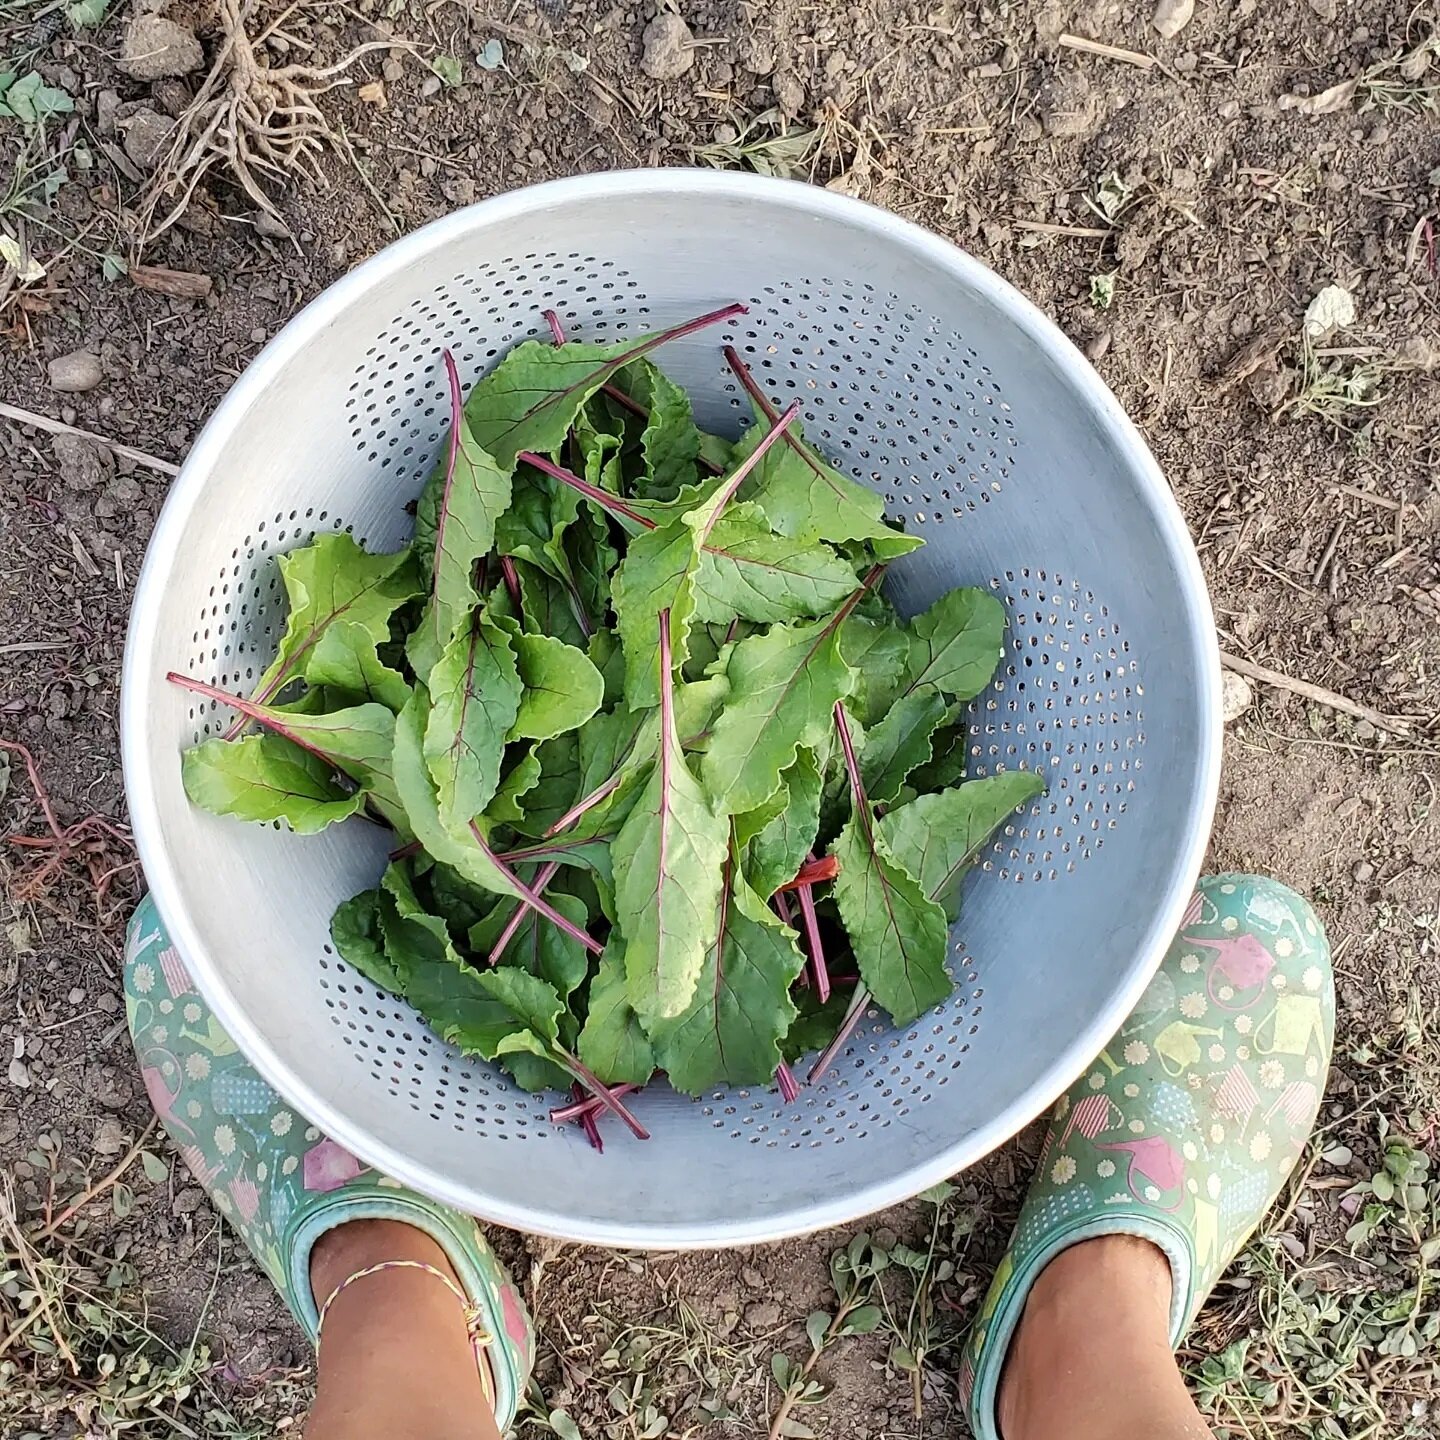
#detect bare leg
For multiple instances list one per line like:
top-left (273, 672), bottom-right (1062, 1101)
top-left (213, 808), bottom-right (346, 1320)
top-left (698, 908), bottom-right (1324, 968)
top-left (998, 1236), bottom-right (1213, 1440)
top-left (305, 1220), bottom-right (500, 1440)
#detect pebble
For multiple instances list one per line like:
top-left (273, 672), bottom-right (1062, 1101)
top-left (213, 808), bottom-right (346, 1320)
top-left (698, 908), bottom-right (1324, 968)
top-left (744, 1300), bottom-right (782, 1328)
top-left (254, 209), bottom-right (292, 240)
top-left (1351, 859), bottom-right (1374, 883)
top-left (48, 350), bottom-right (103, 393)
top-left (172, 1185), bottom-right (207, 1216)
top-left (121, 107), bottom-right (174, 169)
top-left (420, 74), bottom-right (442, 97)
top-left (640, 13), bottom-right (694, 81)
top-left (1086, 329), bottom-right (1112, 361)
top-left (250, 326), bottom-right (268, 344)
top-left (93, 1117), bottom-right (125, 1156)
top-left (8, 1057), bottom-right (30, 1089)
top-left (118, 14), bottom-right (205, 81)
top-left (96, 88), bottom-right (122, 136)
top-left (773, 71), bottom-right (805, 116)
top-left (1151, 0), bottom-right (1194, 39)
top-left (1221, 670), bottom-right (1252, 723)
top-left (741, 1265), bottom-right (764, 1287)
top-left (1039, 69), bottom-right (1097, 138)
top-left (52, 432), bottom-right (114, 492)
top-left (382, 56), bottom-right (403, 83)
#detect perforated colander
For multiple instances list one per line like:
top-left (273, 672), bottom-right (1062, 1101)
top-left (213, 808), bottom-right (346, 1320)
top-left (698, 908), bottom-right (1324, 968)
top-left (122, 171), bottom-right (1220, 1248)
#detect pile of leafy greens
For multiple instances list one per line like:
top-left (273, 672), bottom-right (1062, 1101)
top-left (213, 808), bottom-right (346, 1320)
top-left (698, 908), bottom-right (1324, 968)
top-left (173, 302), bottom-right (1044, 1145)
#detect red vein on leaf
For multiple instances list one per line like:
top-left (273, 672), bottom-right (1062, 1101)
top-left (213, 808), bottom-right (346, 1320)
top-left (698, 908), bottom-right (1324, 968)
top-left (169, 673), bottom-right (348, 771)
top-left (691, 400), bottom-right (802, 546)
top-left (542, 307), bottom-right (653, 425)
top-left (518, 451), bottom-right (655, 528)
top-left (655, 606), bottom-right (678, 993)
top-left (488, 860), bottom-right (561, 964)
top-left (498, 833), bottom-right (615, 863)
top-left (542, 771), bottom-right (625, 838)
top-left (427, 349), bottom-right (468, 657)
top-left (492, 302), bottom-right (747, 452)
top-left (467, 819), bottom-right (603, 956)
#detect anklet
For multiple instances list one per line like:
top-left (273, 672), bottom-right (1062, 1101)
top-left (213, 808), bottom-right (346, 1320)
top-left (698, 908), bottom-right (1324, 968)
top-left (316, 1258), bottom-right (496, 1404)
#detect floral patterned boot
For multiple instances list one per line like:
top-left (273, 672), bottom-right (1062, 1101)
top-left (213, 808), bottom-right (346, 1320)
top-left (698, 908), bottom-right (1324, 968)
top-left (959, 874), bottom-right (1333, 1440)
top-left (124, 895), bottom-right (535, 1429)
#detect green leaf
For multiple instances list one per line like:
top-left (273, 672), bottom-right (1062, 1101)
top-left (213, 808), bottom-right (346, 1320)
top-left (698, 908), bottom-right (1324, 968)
top-left (486, 748), bottom-right (543, 825)
top-left (1, 71), bottom-right (74, 127)
top-left (331, 888), bottom-right (406, 993)
top-left (140, 1149), bottom-right (169, 1184)
top-left (469, 889), bottom-right (590, 999)
top-left (614, 661), bottom-right (730, 1023)
top-left (181, 734), bottom-right (365, 833)
top-left (577, 950), bottom-right (655, 1086)
top-left (413, 403), bottom-right (511, 662)
top-left (805, 1311), bottom-right (830, 1353)
top-left (859, 689), bottom-right (948, 804)
top-left (513, 732), bottom-right (583, 836)
top-left (611, 515), bottom-right (703, 710)
top-left (782, 985), bottom-right (853, 1062)
top-left (745, 748), bottom-right (822, 897)
top-left (512, 559), bottom-right (589, 651)
top-left (877, 771), bottom-right (1046, 918)
top-left (908, 720), bottom-right (968, 792)
top-left (307, 619), bottom-right (412, 713)
top-left (463, 311), bottom-right (735, 469)
top-left (627, 360), bottom-right (700, 500)
top-left (248, 535), bottom-right (419, 707)
top-left (771, 1352), bottom-right (796, 1389)
top-left (549, 1411), bottom-right (583, 1440)
top-left (424, 610), bottom-right (522, 830)
top-left (841, 1305), bottom-right (882, 1336)
top-left (830, 815), bottom-right (949, 1026)
top-left (839, 617), bottom-right (911, 725)
top-left (650, 877), bottom-right (805, 1093)
top-left (431, 53), bottom-right (463, 87)
top-left (510, 632), bottom-right (604, 741)
top-left (702, 614), bottom-right (858, 817)
top-left (693, 504), bottom-right (859, 625)
top-left (730, 405), bottom-right (918, 550)
top-left (902, 588), bottom-right (1006, 701)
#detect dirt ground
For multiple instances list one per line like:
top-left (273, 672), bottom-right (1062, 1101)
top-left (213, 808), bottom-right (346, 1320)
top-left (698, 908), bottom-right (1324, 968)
top-left (2, 0), bottom-right (1439, 1436)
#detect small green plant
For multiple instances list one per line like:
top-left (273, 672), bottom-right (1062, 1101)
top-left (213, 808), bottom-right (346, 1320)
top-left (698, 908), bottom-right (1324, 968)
top-left (1090, 271), bottom-right (1117, 310)
top-left (692, 110), bottom-right (821, 180)
top-left (766, 1233), bottom-right (884, 1439)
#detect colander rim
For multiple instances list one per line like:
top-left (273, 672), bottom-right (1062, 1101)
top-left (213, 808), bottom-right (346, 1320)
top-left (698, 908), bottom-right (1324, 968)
top-left (121, 168), bottom-right (1221, 1247)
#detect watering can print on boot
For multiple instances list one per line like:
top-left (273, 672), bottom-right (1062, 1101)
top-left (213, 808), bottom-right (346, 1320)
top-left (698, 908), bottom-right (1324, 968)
top-left (1153, 1020), bottom-right (1225, 1077)
top-left (1254, 993), bottom-right (1327, 1057)
top-left (1189, 933), bottom-right (1276, 1010)
top-left (1093, 1134), bottom-right (1186, 1211)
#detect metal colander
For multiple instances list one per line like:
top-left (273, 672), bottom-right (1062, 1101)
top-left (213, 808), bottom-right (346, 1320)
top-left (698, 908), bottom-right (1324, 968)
top-left (122, 171), bottom-right (1220, 1248)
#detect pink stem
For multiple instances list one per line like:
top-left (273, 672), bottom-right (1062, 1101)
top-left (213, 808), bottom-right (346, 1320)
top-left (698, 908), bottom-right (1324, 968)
top-left (518, 450), bottom-right (656, 529)
top-left (773, 889), bottom-right (795, 925)
top-left (467, 821), bottom-right (602, 956)
top-left (543, 309), bottom-right (567, 344)
top-left (559, 1054), bottom-right (650, 1140)
top-left (807, 984), bottom-right (871, 1085)
top-left (488, 861), bottom-right (561, 964)
top-left (542, 771), bottom-right (624, 838)
top-left (168, 673), bottom-right (338, 770)
top-left (690, 400), bottom-right (802, 546)
top-left (796, 877), bottom-right (830, 1003)
top-left (542, 307), bottom-right (668, 426)
top-left (549, 1082), bottom-right (641, 1125)
top-left (776, 1062), bottom-right (800, 1103)
top-left (499, 554), bottom-right (523, 612)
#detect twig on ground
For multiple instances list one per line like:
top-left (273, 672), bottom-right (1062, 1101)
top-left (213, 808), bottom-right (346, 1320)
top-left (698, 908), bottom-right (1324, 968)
top-left (1220, 651), bottom-right (1415, 735)
top-left (37, 1118), bottom-right (159, 1241)
top-left (1058, 32), bottom-right (1157, 69)
top-left (0, 401), bottom-right (179, 476)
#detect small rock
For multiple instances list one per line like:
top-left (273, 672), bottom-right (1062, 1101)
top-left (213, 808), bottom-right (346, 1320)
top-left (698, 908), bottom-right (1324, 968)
top-left (250, 326), bottom-right (268, 344)
top-left (738, 35), bottom-right (775, 76)
top-left (773, 70), bottom-right (805, 116)
top-left (68, 987), bottom-right (85, 1005)
top-left (1015, 113), bottom-right (1044, 143)
top-left (48, 350), bottom-right (103, 393)
top-left (118, 14), bottom-right (205, 81)
top-left (1039, 69), bottom-right (1097, 138)
top-left (172, 1185), bottom-right (207, 1216)
top-left (382, 56), bottom-right (404, 83)
top-left (121, 107), bottom-right (174, 169)
top-left (420, 74), bottom-right (442, 97)
top-left (1351, 859), bottom-right (1374, 883)
top-left (97, 990), bottom-right (121, 1013)
top-left (1221, 670), bottom-right (1252, 724)
top-left (8, 1057), bottom-right (30, 1089)
top-left (640, 13), bottom-right (694, 81)
top-left (253, 209), bottom-right (292, 240)
top-left (1151, 0), bottom-right (1194, 39)
top-left (0, 1112), bottom-right (18, 1147)
top-left (94, 1065), bottom-right (134, 1108)
top-left (744, 1300), bottom-right (782, 1329)
top-left (1398, 335), bottom-right (1439, 371)
top-left (93, 1117), bottom-right (125, 1156)
top-left (1308, 0), bottom-right (1336, 17)
top-left (741, 1265), bottom-right (764, 1287)
top-left (52, 432), bottom-right (114, 492)
top-left (1086, 329), bottom-right (1112, 361)
top-left (1218, 98), bottom-right (1240, 119)
top-left (96, 88), bottom-right (122, 136)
